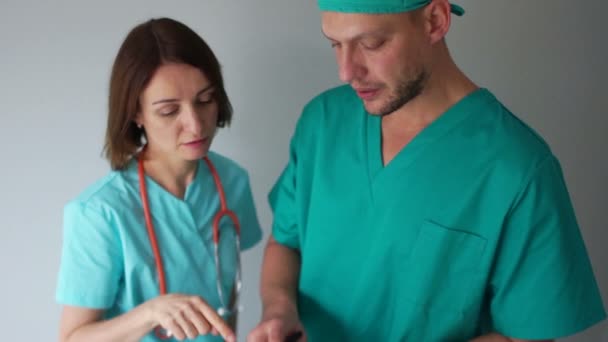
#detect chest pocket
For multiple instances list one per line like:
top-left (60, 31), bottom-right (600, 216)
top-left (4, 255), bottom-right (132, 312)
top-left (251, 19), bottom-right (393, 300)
top-left (404, 220), bottom-right (487, 315)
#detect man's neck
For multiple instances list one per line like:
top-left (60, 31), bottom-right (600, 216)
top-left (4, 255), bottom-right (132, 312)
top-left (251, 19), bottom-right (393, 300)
top-left (384, 64), bottom-right (477, 132)
top-left (380, 63), bottom-right (477, 166)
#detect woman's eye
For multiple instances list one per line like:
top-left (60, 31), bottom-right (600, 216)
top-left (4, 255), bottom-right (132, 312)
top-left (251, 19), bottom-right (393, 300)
top-left (159, 107), bottom-right (178, 116)
top-left (197, 97), bottom-right (213, 104)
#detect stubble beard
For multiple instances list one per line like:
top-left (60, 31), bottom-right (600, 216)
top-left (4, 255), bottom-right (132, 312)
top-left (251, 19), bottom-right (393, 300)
top-left (373, 69), bottom-right (429, 117)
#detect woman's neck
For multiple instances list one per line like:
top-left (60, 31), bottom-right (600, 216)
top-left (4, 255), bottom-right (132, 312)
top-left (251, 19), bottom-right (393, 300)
top-left (142, 148), bottom-right (199, 199)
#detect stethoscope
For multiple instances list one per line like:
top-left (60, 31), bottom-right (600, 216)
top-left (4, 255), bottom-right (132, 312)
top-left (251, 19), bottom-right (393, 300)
top-left (137, 154), bottom-right (242, 339)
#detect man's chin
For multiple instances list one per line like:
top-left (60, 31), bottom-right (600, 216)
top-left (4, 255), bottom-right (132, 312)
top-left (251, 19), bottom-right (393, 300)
top-left (361, 99), bottom-right (389, 116)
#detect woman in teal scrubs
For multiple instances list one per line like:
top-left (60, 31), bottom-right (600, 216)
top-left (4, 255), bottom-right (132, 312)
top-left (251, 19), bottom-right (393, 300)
top-left (56, 18), bottom-right (261, 342)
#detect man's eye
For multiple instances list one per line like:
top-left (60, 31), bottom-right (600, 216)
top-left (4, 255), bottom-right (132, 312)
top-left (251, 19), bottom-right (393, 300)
top-left (362, 40), bottom-right (385, 50)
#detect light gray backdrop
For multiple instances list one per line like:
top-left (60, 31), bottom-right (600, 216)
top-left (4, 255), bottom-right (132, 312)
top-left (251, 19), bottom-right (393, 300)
top-left (0, 0), bottom-right (605, 341)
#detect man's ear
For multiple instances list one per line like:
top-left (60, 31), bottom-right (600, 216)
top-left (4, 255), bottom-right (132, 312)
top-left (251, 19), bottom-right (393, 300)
top-left (422, 0), bottom-right (451, 44)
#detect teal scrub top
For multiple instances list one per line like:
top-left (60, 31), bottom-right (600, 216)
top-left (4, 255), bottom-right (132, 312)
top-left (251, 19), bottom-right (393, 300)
top-left (56, 151), bottom-right (262, 342)
top-left (269, 86), bottom-right (606, 341)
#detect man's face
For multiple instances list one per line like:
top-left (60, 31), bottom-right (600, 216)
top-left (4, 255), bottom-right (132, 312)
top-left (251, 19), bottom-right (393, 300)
top-left (321, 11), bottom-right (429, 116)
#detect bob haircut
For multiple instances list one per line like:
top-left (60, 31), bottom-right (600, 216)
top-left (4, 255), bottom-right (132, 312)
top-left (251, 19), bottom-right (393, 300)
top-left (103, 17), bottom-right (232, 170)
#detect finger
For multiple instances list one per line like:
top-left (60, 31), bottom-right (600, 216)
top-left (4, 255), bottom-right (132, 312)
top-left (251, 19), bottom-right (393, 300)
top-left (192, 297), bottom-right (236, 342)
top-left (247, 320), bottom-right (286, 342)
top-left (268, 322), bottom-right (291, 342)
top-left (185, 305), bottom-right (211, 335)
top-left (269, 328), bottom-right (284, 342)
top-left (246, 327), bottom-right (263, 342)
top-left (175, 310), bottom-right (198, 340)
top-left (211, 326), bottom-right (219, 335)
top-left (162, 317), bottom-right (186, 341)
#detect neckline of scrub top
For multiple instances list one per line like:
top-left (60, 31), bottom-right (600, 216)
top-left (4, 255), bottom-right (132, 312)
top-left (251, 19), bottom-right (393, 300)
top-left (127, 157), bottom-right (219, 226)
top-left (136, 159), bottom-right (204, 204)
top-left (366, 88), bottom-right (495, 183)
top-left (146, 156), bottom-right (230, 229)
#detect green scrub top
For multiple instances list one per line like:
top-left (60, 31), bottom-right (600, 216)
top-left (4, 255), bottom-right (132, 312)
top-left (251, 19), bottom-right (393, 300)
top-left (56, 151), bottom-right (262, 342)
top-left (269, 86), bottom-right (605, 341)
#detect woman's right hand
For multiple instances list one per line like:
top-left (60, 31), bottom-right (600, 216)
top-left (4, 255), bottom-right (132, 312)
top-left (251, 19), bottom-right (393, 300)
top-left (146, 294), bottom-right (236, 342)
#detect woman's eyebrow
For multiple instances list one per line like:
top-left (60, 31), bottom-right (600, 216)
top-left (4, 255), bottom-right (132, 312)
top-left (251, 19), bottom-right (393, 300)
top-left (152, 84), bottom-right (215, 105)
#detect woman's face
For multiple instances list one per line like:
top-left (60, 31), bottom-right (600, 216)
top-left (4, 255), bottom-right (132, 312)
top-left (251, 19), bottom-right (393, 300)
top-left (136, 62), bottom-right (218, 162)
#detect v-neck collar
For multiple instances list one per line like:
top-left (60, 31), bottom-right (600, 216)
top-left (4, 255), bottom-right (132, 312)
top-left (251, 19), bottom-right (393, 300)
top-left (140, 161), bottom-right (202, 205)
top-left (128, 157), bottom-right (220, 234)
top-left (366, 88), bottom-right (493, 183)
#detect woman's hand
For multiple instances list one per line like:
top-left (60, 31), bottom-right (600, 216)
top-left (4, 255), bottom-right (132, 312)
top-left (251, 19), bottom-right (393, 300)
top-left (146, 294), bottom-right (236, 342)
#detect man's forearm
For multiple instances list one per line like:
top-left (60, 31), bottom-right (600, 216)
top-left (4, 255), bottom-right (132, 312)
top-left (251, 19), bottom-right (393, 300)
top-left (260, 236), bottom-right (301, 318)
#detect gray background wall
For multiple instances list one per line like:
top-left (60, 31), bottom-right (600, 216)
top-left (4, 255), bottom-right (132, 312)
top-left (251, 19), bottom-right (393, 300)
top-left (0, 0), bottom-right (605, 341)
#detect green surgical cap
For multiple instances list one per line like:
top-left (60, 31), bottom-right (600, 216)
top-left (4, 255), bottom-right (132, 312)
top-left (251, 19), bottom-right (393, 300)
top-left (318, 0), bottom-right (464, 16)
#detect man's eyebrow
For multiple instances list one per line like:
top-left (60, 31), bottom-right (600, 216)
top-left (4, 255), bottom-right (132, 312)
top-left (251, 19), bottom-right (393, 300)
top-left (321, 28), bottom-right (389, 43)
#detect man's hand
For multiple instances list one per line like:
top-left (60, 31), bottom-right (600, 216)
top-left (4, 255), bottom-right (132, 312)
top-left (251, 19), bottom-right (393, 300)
top-left (247, 308), bottom-right (306, 342)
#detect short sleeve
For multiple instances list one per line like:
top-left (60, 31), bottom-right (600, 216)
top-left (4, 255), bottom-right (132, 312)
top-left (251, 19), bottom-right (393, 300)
top-left (268, 126), bottom-right (301, 250)
top-left (55, 201), bottom-right (124, 309)
top-left (238, 173), bottom-right (263, 250)
top-left (488, 155), bottom-right (606, 338)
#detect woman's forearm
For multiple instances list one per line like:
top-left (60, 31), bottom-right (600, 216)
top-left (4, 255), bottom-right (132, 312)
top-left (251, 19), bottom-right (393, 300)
top-left (61, 303), bottom-right (155, 342)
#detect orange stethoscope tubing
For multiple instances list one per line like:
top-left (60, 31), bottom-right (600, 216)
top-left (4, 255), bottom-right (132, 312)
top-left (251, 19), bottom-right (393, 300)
top-left (137, 155), bottom-right (242, 339)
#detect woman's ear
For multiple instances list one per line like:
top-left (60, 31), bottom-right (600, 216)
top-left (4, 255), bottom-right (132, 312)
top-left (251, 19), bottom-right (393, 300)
top-left (134, 112), bottom-right (143, 129)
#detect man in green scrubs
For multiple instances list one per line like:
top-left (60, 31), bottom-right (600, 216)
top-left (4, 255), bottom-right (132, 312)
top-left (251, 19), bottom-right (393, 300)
top-left (248, 1), bottom-right (606, 341)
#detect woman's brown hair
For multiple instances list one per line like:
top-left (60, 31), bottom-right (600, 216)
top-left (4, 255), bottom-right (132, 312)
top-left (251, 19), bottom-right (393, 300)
top-left (103, 17), bottom-right (232, 170)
